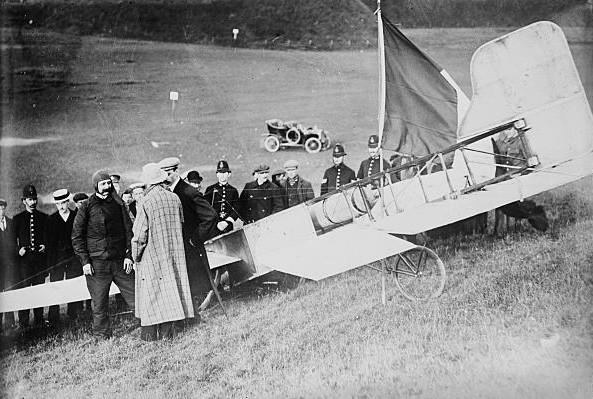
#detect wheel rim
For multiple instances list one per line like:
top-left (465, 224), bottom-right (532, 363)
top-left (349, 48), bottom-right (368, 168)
top-left (305, 137), bottom-right (321, 153)
top-left (264, 136), bottom-right (280, 152)
top-left (386, 246), bottom-right (446, 301)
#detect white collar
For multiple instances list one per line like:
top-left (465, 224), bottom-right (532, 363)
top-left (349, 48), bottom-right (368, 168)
top-left (169, 176), bottom-right (181, 192)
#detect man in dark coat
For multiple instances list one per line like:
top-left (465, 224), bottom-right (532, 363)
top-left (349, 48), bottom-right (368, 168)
top-left (46, 189), bottom-right (82, 326)
top-left (158, 157), bottom-right (219, 317)
top-left (72, 170), bottom-right (136, 338)
top-left (357, 135), bottom-right (391, 187)
top-left (203, 160), bottom-right (241, 235)
top-left (239, 164), bottom-right (284, 223)
top-left (13, 184), bottom-right (49, 328)
top-left (0, 198), bottom-right (17, 331)
top-left (320, 144), bottom-right (356, 195)
top-left (279, 159), bottom-right (315, 208)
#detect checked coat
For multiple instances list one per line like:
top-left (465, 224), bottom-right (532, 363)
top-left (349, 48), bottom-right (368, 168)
top-left (132, 184), bottom-right (194, 326)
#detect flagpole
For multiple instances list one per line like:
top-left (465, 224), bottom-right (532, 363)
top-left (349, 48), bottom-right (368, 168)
top-left (377, 0), bottom-right (387, 307)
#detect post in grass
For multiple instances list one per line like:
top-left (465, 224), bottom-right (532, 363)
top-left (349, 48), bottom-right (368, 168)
top-left (169, 91), bottom-right (179, 122)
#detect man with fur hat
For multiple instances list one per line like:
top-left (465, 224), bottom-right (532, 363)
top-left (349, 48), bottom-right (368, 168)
top-left (239, 163), bottom-right (284, 223)
top-left (279, 159), bottom-right (315, 209)
top-left (72, 170), bottom-right (136, 338)
top-left (132, 163), bottom-right (194, 341)
top-left (158, 157), bottom-right (218, 320)
top-left (13, 184), bottom-right (49, 329)
top-left (203, 160), bottom-right (241, 235)
top-left (0, 198), bottom-right (17, 332)
top-left (320, 144), bottom-right (356, 195)
top-left (46, 189), bottom-right (82, 326)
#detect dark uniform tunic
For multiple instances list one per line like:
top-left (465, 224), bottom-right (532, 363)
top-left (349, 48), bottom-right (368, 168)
top-left (46, 209), bottom-right (82, 322)
top-left (357, 157), bottom-right (391, 188)
top-left (239, 180), bottom-right (284, 223)
top-left (0, 216), bottom-right (17, 327)
top-left (320, 163), bottom-right (356, 195)
top-left (203, 182), bottom-right (240, 233)
top-left (13, 209), bottom-right (48, 326)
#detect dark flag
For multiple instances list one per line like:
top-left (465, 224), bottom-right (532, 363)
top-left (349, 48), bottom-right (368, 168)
top-left (379, 14), bottom-right (468, 160)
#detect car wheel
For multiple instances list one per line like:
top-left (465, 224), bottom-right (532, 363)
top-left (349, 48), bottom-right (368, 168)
top-left (264, 135), bottom-right (280, 152)
top-left (304, 137), bottom-right (322, 154)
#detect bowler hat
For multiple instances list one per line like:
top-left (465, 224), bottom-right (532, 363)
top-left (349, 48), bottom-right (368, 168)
top-left (186, 170), bottom-right (203, 184)
top-left (22, 184), bottom-right (37, 199)
top-left (142, 163), bottom-right (168, 185)
top-left (333, 144), bottom-right (346, 157)
top-left (72, 192), bottom-right (88, 202)
top-left (254, 164), bottom-right (270, 173)
top-left (52, 188), bottom-right (71, 203)
top-left (368, 135), bottom-right (380, 149)
top-left (158, 157), bottom-right (180, 171)
top-left (216, 160), bottom-right (231, 173)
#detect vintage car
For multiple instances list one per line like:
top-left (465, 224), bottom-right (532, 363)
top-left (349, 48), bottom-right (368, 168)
top-left (262, 119), bottom-right (331, 153)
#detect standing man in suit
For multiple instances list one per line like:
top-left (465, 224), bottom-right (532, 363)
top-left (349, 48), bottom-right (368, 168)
top-left (320, 144), bottom-right (356, 195)
top-left (0, 198), bottom-right (17, 332)
top-left (203, 160), bottom-right (241, 235)
top-left (279, 159), bottom-right (315, 208)
top-left (13, 184), bottom-right (49, 329)
top-left (158, 157), bottom-right (218, 319)
top-left (239, 164), bottom-right (284, 223)
top-left (46, 189), bottom-right (82, 327)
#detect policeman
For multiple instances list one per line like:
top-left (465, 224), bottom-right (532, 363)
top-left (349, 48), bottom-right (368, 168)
top-left (13, 184), bottom-right (49, 328)
top-left (239, 164), bottom-right (284, 223)
top-left (357, 135), bottom-right (391, 180)
top-left (320, 144), bottom-right (356, 195)
top-left (203, 160), bottom-right (241, 234)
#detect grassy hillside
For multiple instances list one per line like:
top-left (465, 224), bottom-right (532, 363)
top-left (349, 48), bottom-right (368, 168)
top-left (0, 0), bottom-right (589, 50)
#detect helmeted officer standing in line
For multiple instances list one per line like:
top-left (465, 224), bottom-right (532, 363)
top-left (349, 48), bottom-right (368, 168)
top-left (357, 135), bottom-right (391, 181)
top-left (204, 160), bottom-right (241, 235)
top-left (13, 184), bottom-right (49, 329)
top-left (320, 144), bottom-right (356, 195)
top-left (239, 164), bottom-right (284, 223)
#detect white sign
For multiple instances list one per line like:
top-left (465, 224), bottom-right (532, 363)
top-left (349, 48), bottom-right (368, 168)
top-left (169, 91), bottom-right (179, 101)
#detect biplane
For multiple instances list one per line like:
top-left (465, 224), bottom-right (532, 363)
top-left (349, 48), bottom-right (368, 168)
top-left (1, 14), bottom-right (592, 313)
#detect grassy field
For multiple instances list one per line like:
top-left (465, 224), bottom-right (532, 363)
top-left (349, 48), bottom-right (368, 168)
top-left (0, 23), bottom-right (593, 398)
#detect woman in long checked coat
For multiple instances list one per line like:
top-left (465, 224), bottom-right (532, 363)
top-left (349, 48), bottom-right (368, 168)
top-left (132, 163), bottom-right (194, 341)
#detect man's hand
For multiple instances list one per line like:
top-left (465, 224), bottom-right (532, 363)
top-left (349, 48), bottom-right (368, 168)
top-left (216, 221), bottom-right (229, 231)
top-left (123, 258), bottom-right (134, 274)
top-left (18, 247), bottom-right (26, 257)
top-left (82, 263), bottom-right (93, 276)
top-left (38, 244), bottom-right (46, 253)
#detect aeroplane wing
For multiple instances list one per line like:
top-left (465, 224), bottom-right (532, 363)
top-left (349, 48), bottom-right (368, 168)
top-left (256, 223), bottom-right (416, 281)
top-left (0, 276), bottom-right (120, 313)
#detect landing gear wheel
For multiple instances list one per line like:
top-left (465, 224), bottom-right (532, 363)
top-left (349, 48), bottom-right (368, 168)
top-left (387, 246), bottom-right (446, 301)
top-left (304, 137), bottom-right (322, 154)
top-left (264, 135), bottom-right (280, 152)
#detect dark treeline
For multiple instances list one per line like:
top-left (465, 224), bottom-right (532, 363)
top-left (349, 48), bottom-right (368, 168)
top-left (0, 0), bottom-right (589, 49)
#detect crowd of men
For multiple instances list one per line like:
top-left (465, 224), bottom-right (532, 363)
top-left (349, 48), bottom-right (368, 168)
top-left (0, 135), bottom-right (394, 341)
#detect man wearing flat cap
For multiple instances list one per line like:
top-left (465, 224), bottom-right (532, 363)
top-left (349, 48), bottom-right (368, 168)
top-left (13, 184), bottom-right (49, 328)
top-left (239, 163), bottom-right (284, 223)
top-left (72, 170), bottom-right (136, 338)
top-left (0, 198), bottom-right (17, 332)
top-left (158, 157), bottom-right (218, 320)
top-left (46, 189), bottom-right (82, 326)
top-left (320, 143), bottom-right (356, 195)
top-left (204, 160), bottom-right (241, 235)
top-left (279, 159), bottom-right (315, 209)
top-left (72, 193), bottom-right (88, 210)
top-left (132, 163), bottom-right (194, 341)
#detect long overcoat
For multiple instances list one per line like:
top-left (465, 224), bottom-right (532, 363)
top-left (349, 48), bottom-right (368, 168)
top-left (132, 184), bottom-right (194, 326)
